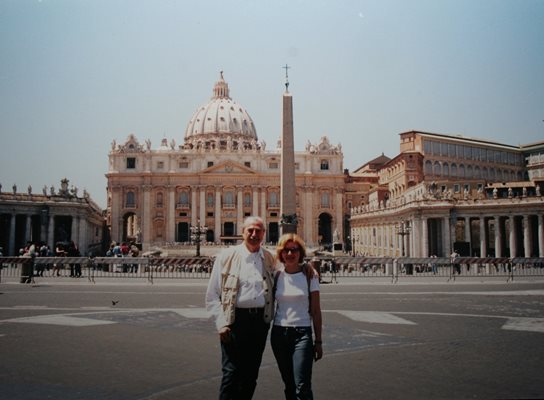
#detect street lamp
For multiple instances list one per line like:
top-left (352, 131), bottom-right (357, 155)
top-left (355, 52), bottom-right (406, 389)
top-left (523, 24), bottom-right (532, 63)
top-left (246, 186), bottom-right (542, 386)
top-left (190, 219), bottom-right (208, 257)
top-left (396, 219), bottom-right (412, 274)
top-left (395, 220), bottom-right (411, 257)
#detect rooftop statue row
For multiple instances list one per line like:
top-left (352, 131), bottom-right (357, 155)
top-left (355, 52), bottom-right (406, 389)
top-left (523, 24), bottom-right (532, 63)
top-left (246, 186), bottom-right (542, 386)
top-left (0, 178), bottom-right (91, 200)
top-left (351, 181), bottom-right (542, 215)
top-left (111, 134), bottom-right (342, 155)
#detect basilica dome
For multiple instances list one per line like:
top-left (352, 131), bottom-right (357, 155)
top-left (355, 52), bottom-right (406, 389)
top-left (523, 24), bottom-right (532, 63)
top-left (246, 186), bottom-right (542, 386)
top-left (184, 72), bottom-right (258, 148)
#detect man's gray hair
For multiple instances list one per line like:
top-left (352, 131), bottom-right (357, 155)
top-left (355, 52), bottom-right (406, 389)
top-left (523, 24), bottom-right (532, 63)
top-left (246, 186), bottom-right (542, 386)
top-left (242, 216), bottom-right (265, 230)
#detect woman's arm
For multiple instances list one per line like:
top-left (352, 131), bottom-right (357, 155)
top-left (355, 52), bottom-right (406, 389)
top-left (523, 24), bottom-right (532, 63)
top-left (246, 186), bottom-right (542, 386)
top-left (310, 290), bottom-right (323, 361)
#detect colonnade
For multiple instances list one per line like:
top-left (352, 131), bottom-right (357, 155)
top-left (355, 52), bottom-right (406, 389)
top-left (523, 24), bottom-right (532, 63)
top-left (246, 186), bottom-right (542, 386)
top-left (352, 212), bottom-right (544, 258)
top-left (0, 211), bottom-right (92, 256)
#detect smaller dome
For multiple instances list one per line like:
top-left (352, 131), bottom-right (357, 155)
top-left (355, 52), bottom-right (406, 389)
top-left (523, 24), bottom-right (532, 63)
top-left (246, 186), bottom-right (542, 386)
top-left (184, 72), bottom-right (257, 142)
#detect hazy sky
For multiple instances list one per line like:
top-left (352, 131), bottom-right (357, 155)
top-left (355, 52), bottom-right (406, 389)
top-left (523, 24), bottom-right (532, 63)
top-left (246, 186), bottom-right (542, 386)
top-left (1, 0), bottom-right (543, 209)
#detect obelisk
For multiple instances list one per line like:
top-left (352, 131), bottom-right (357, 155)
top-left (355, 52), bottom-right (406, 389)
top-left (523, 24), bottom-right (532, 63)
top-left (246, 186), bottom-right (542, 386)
top-left (280, 64), bottom-right (297, 234)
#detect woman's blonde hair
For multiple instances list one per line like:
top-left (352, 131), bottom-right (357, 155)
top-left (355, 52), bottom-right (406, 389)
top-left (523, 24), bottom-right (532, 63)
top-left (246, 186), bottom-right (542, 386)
top-left (276, 233), bottom-right (307, 264)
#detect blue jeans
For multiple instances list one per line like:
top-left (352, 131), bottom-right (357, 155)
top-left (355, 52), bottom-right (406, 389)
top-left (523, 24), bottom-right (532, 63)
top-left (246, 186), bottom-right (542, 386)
top-left (271, 325), bottom-right (314, 400)
top-left (220, 309), bottom-right (270, 400)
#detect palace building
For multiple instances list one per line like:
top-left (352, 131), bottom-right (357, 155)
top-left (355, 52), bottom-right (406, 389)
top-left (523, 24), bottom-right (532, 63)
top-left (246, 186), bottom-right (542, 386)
top-left (350, 131), bottom-right (544, 258)
top-left (106, 73), bottom-right (345, 250)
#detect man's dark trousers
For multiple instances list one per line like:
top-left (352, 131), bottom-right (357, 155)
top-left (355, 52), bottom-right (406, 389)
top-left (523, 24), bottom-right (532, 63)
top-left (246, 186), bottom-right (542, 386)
top-left (220, 308), bottom-right (270, 400)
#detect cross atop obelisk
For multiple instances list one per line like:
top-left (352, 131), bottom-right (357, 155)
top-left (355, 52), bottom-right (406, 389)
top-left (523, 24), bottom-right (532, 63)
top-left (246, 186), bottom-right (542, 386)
top-left (280, 64), bottom-right (297, 234)
top-left (283, 64), bottom-right (290, 92)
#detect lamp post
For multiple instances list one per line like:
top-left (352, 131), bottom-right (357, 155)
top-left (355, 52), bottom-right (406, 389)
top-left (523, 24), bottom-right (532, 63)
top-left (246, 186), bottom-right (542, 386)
top-left (396, 219), bottom-right (412, 274)
top-left (396, 220), bottom-right (411, 257)
top-left (190, 219), bottom-right (208, 257)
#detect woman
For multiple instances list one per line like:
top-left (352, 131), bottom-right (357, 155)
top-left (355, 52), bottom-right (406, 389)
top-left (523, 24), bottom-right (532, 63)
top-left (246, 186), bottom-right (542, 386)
top-left (272, 233), bottom-right (323, 400)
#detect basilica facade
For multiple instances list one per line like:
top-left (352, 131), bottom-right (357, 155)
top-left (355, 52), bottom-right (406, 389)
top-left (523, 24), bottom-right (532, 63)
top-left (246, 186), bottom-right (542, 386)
top-left (106, 73), bottom-right (345, 250)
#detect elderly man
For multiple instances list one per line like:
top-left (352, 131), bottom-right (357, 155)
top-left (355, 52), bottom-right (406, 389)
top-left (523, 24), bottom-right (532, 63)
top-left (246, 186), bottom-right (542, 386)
top-left (206, 216), bottom-right (276, 399)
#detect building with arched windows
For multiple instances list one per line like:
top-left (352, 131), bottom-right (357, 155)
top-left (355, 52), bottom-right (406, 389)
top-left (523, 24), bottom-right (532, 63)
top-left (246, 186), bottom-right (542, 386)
top-left (106, 73), bottom-right (346, 251)
top-left (350, 131), bottom-right (544, 258)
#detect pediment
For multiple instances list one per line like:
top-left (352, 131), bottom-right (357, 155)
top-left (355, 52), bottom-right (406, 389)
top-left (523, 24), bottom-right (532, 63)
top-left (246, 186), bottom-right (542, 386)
top-left (202, 160), bottom-right (256, 174)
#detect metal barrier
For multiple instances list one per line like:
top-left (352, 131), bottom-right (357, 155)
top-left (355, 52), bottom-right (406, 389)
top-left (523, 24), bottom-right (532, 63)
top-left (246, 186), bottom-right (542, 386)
top-left (309, 256), bottom-right (544, 283)
top-left (0, 256), bottom-right (214, 284)
top-left (1, 256), bottom-right (543, 284)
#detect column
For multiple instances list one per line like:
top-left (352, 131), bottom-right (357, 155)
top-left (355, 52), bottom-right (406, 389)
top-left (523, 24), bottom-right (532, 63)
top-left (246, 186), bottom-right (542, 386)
top-left (71, 216), bottom-right (79, 244)
top-left (509, 215), bottom-right (517, 257)
top-left (8, 213), bottom-right (16, 255)
top-left (236, 187), bottom-right (243, 234)
top-left (538, 214), bottom-right (544, 257)
top-left (25, 214), bottom-right (31, 242)
top-left (495, 216), bottom-right (503, 257)
top-left (215, 187), bottom-right (221, 240)
top-left (384, 225), bottom-right (389, 256)
top-left (411, 218), bottom-right (420, 257)
top-left (260, 189), bottom-right (267, 227)
top-left (142, 185), bottom-right (152, 249)
top-left (199, 186), bottom-right (206, 224)
top-left (191, 188), bottom-right (198, 227)
top-left (464, 217), bottom-right (471, 251)
top-left (302, 187), bottom-right (312, 245)
top-left (79, 218), bottom-right (88, 255)
top-left (167, 186), bottom-right (175, 242)
top-left (443, 216), bottom-right (451, 256)
top-left (480, 217), bottom-right (487, 257)
top-left (334, 189), bottom-right (343, 241)
top-left (392, 223), bottom-right (397, 256)
top-left (252, 186), bottom-right (259, 217)
top-left (47, 214), bottom-right (55, 251)
top-left (421, 217), bottom-right (429, 257)
top-left (110, 186), bottom-right (122, 243)
top-left (523, 215), bottom-right (532, 257)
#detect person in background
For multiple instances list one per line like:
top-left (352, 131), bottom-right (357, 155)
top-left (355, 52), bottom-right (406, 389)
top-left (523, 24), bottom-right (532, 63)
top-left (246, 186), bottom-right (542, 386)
top-left (272, 233), bottom-right (323, 400)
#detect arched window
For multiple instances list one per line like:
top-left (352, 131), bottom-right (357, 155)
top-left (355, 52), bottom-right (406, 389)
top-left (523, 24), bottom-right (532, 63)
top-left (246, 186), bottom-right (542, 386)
top-left (443, 162), bottom-right (449, 177)
top-left (459, 164), bottom-right (465, 178)
top-left (424, 160), bottom-right (433, 175)
top-left (451, 163), bottom-right (458, 177)
top-left (244, 193), bottom-right (251, 207)
top-left (433, 161), bottom-right (441, 176)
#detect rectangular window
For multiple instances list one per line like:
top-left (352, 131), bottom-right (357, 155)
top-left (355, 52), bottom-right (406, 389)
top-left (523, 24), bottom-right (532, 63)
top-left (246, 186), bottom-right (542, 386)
top-left (244, 162), bottom-right (251, 168)
top-left (269, 162), bottom-right (279, 169)
top-left (320, 160), bottom-right (329, 170)
top-left (157, 161), bottom-right (164, 169)
top-left (208, 161), bottom-right (214, 168)
top-left (453, 184), bottom-right (460, 193)
top-left (179, 162), bottom-right (189, 168)
top-left (126, 158), bottom-right (136, 169)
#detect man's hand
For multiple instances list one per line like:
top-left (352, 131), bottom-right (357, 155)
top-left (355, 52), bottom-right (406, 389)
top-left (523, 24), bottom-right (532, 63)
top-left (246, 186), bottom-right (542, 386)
top-left (219, 326), bottom-right (232, 343)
